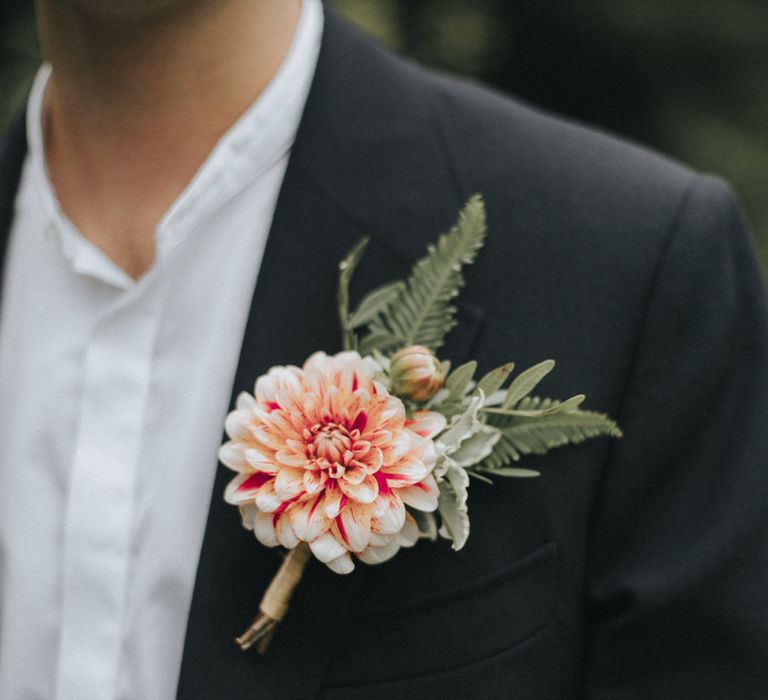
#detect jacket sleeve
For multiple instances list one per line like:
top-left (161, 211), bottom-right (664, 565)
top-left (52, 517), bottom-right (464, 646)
top-left (582, 175), bottom-right (768, 699)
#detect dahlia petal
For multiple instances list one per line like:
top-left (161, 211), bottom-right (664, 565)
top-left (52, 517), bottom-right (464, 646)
top-left (369, 531), bottom-right (392, 547)
top-left (371, 491), bottom-right (406, 534)
top-left (324, 483), bottom-right (347, 518)
top-left (244, 448), bottom-right (279, 474)
top-left (342, 466), bottom-right (367, 485)
top-left (327, 385), bottom-right (344, 420)
top-left (253, 426), bottom-right (288, 452)
top-left (303, 351), bottom-right (331, 373)
top-left (415, 438), bottom-right (439, 472)
top-left (254, 373), bottom-right (278, 403)
top-left (279, 367), bottom-right (304, 396)
top-left (374, 470), bottom-right (390, 498)
top-left (309, 531), bottom-right (348, 563)
top-left (368, 429), bottom-right (392, 446)
top-left (338, 364), bottom-right (357, 397)
top-left (377, 395), bottom-right (406, 426)
top-left (276, 450), bottom-right (308, 467)
top-left (302, 394), bottom-right (323, 421)
top-left (240, 504), bottom-right (257, 530)
top-left (371, 491), bottom-right (389, 518)
top-left (218, 441), bottom-right (248, 472)
top-left (275, 514), bottom-right (300, 549)
top-left (274, 467), bottom-right (306, 500)
top-left (263, 408), bottom-right (300, 438)
top-left (256, 366), bottom-right (302, 404)
top-left (285, 438), bottom-right (306, 452)
top-left (339, 474), bottom-right (379, 504)
top-left (225, 410), bottom-right (256, 442)
top-left (335, 350), bottom-right (363, 366)
top-left (399, 512), bottom-right (420, 547)
top-left (361, 354), bottom-right (383, 376)
top-left (224, 472), bottom-right (273, 505)
top-left (363, 447), bottom-right (383, 473)
top-left (357, 536), bottom-right (401, 565)
top-left (379, 429), bottom-right (411, 463)
top-left (251, 509), bottom-right (279, 547)
top-left (398, 474), bottom-right (439, 512)
top-left (275, 388), bottom-right (303, 415)
top-left (381, 455), bottom-right (428, 486)
top-left (326, 552), bottom-right (355, 575)
top-left (407, 410), bottom-right (447, 439)
top-left (303, 366), bottom-right (327, 397)
top-left (303, 469), bottom-right (328, 494)
top-left (288, 493), bottom-right (331, 542)
top-left (350, 410), bottom-right (368, 433)
top-left (236, 392), bottom-right (258, 412)
top-left (351, 440), bottom-right (371, 459)
top-left (255, 481), bottom-right (284, 513)
top-left (335, 503), bottom-right (372, 552)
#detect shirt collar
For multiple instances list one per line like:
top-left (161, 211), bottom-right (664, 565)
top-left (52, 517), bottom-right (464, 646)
top-left (25, 0), bottom-right (324, 287)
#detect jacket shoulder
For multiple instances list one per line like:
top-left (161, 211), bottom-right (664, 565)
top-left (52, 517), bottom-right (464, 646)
top-left (323, 12), bottom-right (702, 271)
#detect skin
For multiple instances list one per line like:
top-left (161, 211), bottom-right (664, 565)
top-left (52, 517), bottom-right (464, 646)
top-left (35, 0), bottom-right (302, 279)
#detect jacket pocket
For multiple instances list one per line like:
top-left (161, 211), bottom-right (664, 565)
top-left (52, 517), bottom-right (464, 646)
top-left (321, 541), bottom-right (556, 688)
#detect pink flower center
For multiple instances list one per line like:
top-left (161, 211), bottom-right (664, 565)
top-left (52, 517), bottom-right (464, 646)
top-left (311, 422), bottom-right (351, 463)
top-left (303, 420), bottom-right (371, 480)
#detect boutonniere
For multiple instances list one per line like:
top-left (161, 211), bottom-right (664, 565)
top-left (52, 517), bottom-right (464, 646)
top-left (219, 195), bottom-right (621, 652)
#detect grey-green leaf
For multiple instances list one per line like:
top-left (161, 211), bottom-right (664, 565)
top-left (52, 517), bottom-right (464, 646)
top-left (437, 390), bottom-right (484, 455)
top-left (337, 237), bottom-right (370, 350)
top-left (502, 359), bottom-right (556, 408)
top-left (409, 509), bottom-right (438, 541)
top-left (445, 360), bottom-right (477, 401)
top-left (437, 462), bottom-right (471, 550)
top-left (481, 466), bottom-right (540, 478)
top-left (477, 362), bottom-right (515, 398)
top-left (538, 394), bottom-right (585, 415)
top-left (448, 424), bottom-right (501, 468)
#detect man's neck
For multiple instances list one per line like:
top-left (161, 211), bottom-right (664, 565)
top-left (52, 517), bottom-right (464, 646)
top-left (35, 0), bottom-right (302, 279)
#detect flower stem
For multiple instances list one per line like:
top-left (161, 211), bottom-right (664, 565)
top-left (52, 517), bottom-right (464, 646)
top-left (235, 543), bottom-right (312, 653)
top-left (337, 237), bottom-right (369, 351)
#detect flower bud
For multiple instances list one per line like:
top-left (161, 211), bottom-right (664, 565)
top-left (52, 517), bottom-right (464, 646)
top-left (389, 345), bottom-right (446, 401)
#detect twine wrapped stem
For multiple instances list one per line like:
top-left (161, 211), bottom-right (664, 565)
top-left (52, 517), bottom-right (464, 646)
top-left (235, 543), bottom-right (312, 653)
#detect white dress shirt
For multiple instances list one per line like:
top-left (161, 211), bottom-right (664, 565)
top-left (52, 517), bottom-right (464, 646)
top-left (0, 2), bottom-right (323, 698)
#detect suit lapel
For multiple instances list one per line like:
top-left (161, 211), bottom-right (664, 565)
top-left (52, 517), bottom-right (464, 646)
top-left (176, 12), bottom-right (470, 696)
top-left (166, 5), bottom-right (488, 693)
top-left (175, 164), bottom-right (374, 698)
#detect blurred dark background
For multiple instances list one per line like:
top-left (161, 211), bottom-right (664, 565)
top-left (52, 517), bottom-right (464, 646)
top-left (2, 0), bottom-right (767, 269)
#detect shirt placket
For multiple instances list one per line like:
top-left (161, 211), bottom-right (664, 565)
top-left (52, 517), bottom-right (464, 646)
top-left (53, 286), bottom-right (163, 700)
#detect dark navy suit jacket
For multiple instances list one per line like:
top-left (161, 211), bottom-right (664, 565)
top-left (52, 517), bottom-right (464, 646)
top-left (1, 10), bottom-right (767, 699)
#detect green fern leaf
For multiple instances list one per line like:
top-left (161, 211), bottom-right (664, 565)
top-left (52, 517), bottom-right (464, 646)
top-left (349, 281), bottom-right (405, 328)
top-left (484, 394), bottom-right (586, 418)
top-left (359, 195), bottom-right (487, 354)
top-left (478, 409), bottom-right (622, 472)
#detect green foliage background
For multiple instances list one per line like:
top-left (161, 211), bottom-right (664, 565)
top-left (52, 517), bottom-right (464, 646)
top-left (2, 0), bottom-right (767, 270)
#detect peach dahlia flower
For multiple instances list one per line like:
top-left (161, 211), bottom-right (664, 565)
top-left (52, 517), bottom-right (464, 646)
top-left (220, 351), bottom-right (446, 574)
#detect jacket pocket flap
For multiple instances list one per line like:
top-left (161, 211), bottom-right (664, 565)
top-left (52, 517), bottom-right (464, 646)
top-left (323, 541), bottom-right (556, 685)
